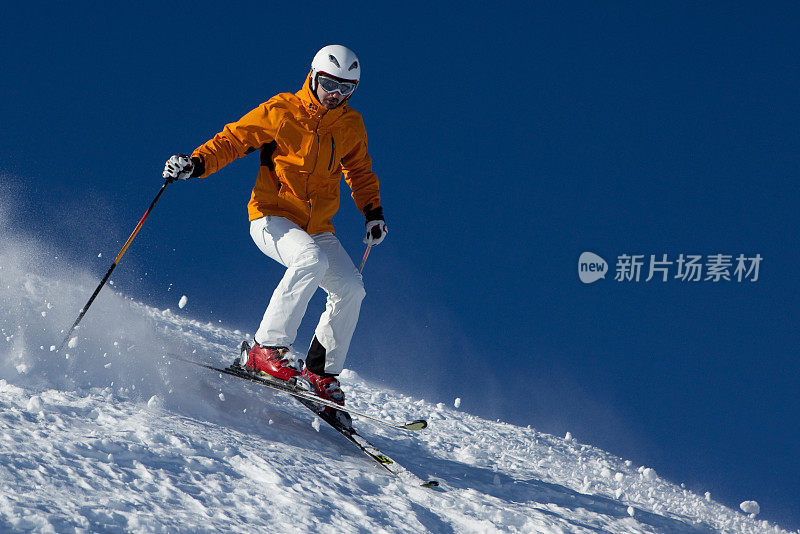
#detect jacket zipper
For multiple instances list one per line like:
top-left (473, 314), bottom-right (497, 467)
top-left (328, 136), bottom-right (336, 171)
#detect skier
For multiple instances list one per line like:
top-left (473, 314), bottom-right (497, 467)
top-left (162, 45), bottom-right (387, 411)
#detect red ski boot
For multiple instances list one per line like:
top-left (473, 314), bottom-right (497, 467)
top-left (244, 342), bottom-right (302, 380)
top-left (301, 367), bottom-right (345, 406)
top-left (301, 367), bottom-right (350, 427)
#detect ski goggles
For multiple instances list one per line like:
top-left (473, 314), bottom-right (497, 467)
top-left (317, 74), bottom-right (357, 96)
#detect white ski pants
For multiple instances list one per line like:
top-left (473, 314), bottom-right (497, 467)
top-left (249, 216), bottom-right (365, 375)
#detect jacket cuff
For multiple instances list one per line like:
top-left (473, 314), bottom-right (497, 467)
top-left (363, 204), bottom-right (384, 222)
top-left (190, 155), bottom-right (206, 178)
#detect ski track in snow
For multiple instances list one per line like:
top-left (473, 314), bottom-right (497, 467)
top-left (0, 237), bottom-right (792, 533)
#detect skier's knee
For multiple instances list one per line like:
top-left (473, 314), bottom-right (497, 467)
top-left (293, 242), bottom-right (328, 275)
top-left (343, 273), bottom-right (366, 302)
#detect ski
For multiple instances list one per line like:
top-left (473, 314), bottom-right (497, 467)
top-left (291, 388), bottom-right (439, 488)
top-left (175, 346), bottom-right (439, 488)
top-left (174, 353), bottom-right (427, 432)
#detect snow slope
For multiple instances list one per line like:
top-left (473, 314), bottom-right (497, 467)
top-left (0, 234), bottom-right (792, 533)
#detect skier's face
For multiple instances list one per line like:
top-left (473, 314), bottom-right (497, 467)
top-left (315, 83), bottom-right (346, 109)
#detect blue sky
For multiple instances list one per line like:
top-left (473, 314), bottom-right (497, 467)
top-left (2, 2), bottom-right (799, 528)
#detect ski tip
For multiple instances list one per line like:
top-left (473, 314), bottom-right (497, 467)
top-left (403, 419), bottom-right (428, 431)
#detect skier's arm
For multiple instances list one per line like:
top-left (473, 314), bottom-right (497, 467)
top-left (342, 127), bottom-right (386, 246)
top-left (191, 103), bottom-right (278, 178)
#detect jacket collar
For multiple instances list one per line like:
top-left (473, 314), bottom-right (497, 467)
top-left (297, 74), bottom-right (348, 119)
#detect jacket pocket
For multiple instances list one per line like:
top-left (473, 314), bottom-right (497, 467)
top-left (251, 167), bottom-right (280, 209)
top-left (277, 117), bottom-right (315, 162)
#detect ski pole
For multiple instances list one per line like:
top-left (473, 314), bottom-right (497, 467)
top-left (58, 179), bottom-right (172, 351)
top-left (358, 245), bottom-right (372, 274)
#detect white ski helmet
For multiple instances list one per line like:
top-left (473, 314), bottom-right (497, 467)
top-left (310, 45), bottom-right (360, 93)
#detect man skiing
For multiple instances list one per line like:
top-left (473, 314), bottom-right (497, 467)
top-left (162, 45), bottom-right (387, 412)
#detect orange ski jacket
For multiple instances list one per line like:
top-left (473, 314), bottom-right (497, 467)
top-left (191, 75), bottom-right (381, 234)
